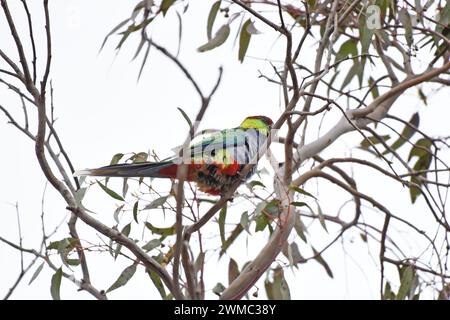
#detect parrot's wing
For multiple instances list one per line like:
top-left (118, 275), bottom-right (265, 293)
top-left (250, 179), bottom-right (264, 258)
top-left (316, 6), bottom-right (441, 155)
top-left (187, 128), bottom-right (266, 164)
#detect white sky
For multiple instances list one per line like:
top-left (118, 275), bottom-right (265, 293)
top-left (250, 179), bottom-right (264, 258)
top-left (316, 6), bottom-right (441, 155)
top-left (1, 1), bottom-right (449, 300)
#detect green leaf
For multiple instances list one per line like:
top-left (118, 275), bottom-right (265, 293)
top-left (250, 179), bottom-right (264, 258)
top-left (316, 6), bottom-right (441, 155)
top-left (207, 1), bottom-right (221, 40)
top-left (265, 267), bottom-right (291, 300)
top-left (335, 39), bottom-right (358, 62)
top-left (438, 283), bottom-right (450, 300)
top-left (143, 196), bottom-right (168, 210)
top-left (50, 267), bottom-right (63, 300)
top-left (105, 153), bottom-right (124, 185)
top-left (66, 259), bottom-right (80, 266)
top-left (113, 204), bottom-right (124, 224)
top-left (340, 61), bottom-right (359, 90)
top-left (291, 201), bottom-right (307, 207)
top-left (160, 0), bottom-right (176, 16)
top-left (312, 247), bottom-right (333, 278)
top-left (410, 175), bottom-right (422, 204)
top-left (130, 152), bottom-right (148, 163)
top-left (137, 41), bottom-right (151, 81)
top-left (290, 185), bottom-right (317, 200)
top-left (106, 264), bottom-right (137, 293)
top-left (316, 203), bottom-right (328, 232)
top-left (397, 265), bottom-right (414, 300)
top-left (408, 138), bottom-right (432, 162)
top-left (115, 19), bottom-right (152, 51)
top-left (219, 206), bottom-right (227, 245)
top-left (417, 88), bottom-right (427, 106)
top-left (175, 11), bottom-right (183, 56)
top-left (247, 180), bottom-right (266, 189)
top-left (28, 262), bottom-right (44, 285)
top-left (255, 212), bottom-right (271, 232)
top-left (359, 14), bottom-right (374, 53)
top-left (122, 179), bottom-right (128, 199)
top-left (240, 211), bottom-right (249, 232)
top-left (133, 201), bottom-right (139, 223)
top-left (132, 37), bottom-right (146, 61)
top-left (238, 19), bottom-right (252, 63)
top-left (294, 214), bottom-right (308, 243)
top-left (142, 239), bottom-right (161, 252)
top-left (177, 107), bottom-right (193, 131)
top-left (47, 237), bottom-right (78, 253)
top-left (384, 281), bottom-right (396, 300)
top-left (97, 180), bottom-right (125, 201)
top-left (194, 252), bottom-right (205, 276)
top-left (145, 222), bottom-right (176, 236)
top-left (115, 223), bottom-right (131, 259)
top-left (74, 187), bottom-right (95, 213)
top-left (398, 8), bottom-right (413, 47)
top-left (368, 77), bottom-right (379, 99)
top-left (360, 232), bottom-right (368, 243)
top-left (100, 18), bottom-right (130, 52)
top-left (282, 242), bottom-right (305, 267)
top-left (198, 24), bottom-right (230, 52)
top-left (213, 282), bottom-right (226, 296)
top-left (382, 113), bottom-right (420, 155)
top-left (228, 258), bottom-right (239, 285)
top-left (147, 268), bottom-right (167, 299)
top-left (360, 134), bottom-right (391, 149)
top-left (219, 224), bottom-right (244, 257)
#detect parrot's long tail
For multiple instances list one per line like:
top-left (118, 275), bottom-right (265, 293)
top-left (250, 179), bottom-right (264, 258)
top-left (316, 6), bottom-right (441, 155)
top-left (74, 161), bottom-right (180, 178)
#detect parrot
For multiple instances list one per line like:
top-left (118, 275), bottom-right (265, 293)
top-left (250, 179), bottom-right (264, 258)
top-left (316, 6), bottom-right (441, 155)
top-left (74, 115), bottom-right (273, 196)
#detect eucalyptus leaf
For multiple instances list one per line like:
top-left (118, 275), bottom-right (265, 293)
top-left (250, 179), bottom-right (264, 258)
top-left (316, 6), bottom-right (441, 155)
top-left (198, 24), bottom-right (230, 52)
top-left (219, 206), bottom-right (227, 245)
top-left (143, 196), bottom-right (168, 210)
top-left (207, 1), bottom-right (221, 40)
top-left (97, 180), bottom-right (125, 202)
top-left (50, 267), bottom-right (63, 300)
top-left (238, 19), bottom-right (252, 62)
top-left (228, 258), bottom-right (239, 285)
top-left (28, 262), bottom-right (44, 285)
top-left (106, 264), bottom-right (137, 293)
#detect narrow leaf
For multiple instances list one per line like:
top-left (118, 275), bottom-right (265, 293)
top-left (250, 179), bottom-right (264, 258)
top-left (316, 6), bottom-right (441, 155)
top-left (219, 224), bottom-right (244, 257)
top-left (147, 268), bottom-right (167, 299)
top-left (177, 107), bottom-right (193, 131)
top-left (219, 206), bottom-right (227, 245)
top-left (228, 258), bottom-right (239, 285)
top-left (106, 264), bottom-right (137, 293)
top-left (142, 239), bottom-right (161, 252)
top-left (399, 8), bottom-right (413, 47)
top-left (383, 113), bottom-right (420, 155)
top-left (145, 222), bottom-right (175, 236)
top-left (114, 223), bottom-right (131, 259)
top-left (213, 282), bottom-right (225, 296)
top-left (28, 262), bottom-right (44, 285)
top-left (312, 247), bottom-right (333, 278)
top-left (160, 0), bottom-right (176, 16)
top-left (238, 19), bottom-right (252, 62)
top-left (97, 180), bottom-right (125, 201)
top-left (207, 1), bottom-right (222, 40)
top-left (100, 18), bottom-right (130, 52)
top-left (198, 24), bottom-right (230, 52)
top-left (113, 204), bottom-right (124, 224)
top-left (335, 39), bottom-right (358, 62)
top-left (133, 201), bottom-right (139, 223)
top-left (143, 196), bottom-right (168, 210)
top-left (397, 265), bottom-right (414, 300)
top-left (290, 185), bottom-right (317, 200)
top-left (50, 267), bottom-right (63, 300)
